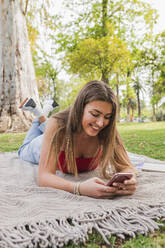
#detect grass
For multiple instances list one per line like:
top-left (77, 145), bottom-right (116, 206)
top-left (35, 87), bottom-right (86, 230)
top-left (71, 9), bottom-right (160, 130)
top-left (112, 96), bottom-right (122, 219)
top-left (0, 132), bottom-right (26, 152)
top-left (118, 121), bottom-right (165, 161)
top-left (0, 121), bottom-right (165, 247)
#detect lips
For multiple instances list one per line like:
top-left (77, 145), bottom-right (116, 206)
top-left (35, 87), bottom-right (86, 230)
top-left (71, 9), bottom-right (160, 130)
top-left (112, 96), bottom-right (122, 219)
top-left (90, 124), bottom-right (100, 132)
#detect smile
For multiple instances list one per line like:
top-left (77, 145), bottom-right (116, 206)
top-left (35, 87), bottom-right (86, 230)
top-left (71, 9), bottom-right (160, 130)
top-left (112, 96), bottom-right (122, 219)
top-left (90, 124), bottom-right (100, 131)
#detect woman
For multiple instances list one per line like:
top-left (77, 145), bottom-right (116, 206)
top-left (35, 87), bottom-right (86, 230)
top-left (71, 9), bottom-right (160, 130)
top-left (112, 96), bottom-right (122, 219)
top-left (18, 80), bottom-right (136, 198)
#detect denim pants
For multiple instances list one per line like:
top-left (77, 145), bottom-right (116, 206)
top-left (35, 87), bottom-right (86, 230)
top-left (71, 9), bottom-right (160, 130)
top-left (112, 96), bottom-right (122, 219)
top-left (18, 118), bottom-right (46, 164)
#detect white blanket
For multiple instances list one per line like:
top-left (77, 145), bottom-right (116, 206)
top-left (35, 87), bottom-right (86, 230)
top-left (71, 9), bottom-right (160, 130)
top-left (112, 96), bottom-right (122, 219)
top-left (0, 152), bottom-right (165, 247)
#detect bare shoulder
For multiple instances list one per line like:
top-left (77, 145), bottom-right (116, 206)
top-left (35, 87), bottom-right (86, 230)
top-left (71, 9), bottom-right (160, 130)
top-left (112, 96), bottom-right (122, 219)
top-left (44, 117), bottom-right (59, 136)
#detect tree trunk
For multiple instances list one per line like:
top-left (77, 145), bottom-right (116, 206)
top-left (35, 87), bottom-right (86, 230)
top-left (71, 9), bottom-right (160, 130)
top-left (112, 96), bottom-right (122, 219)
top-left (116, 73), bottom-right (120, 122)
top-left (127, 101), bottom-right (130, 121)
top-left (136, 89), bottom-right (141, 118)
top-left (0, 0), bottom-right (40, 132)
top-left (152, 104), bottom-right (156, 121)
top-left (102, 0), bottom-right (108, 37)
top-left (101, 70), bottom-right (109, 84)
top-left (101, 0), bottom-right (109, 83)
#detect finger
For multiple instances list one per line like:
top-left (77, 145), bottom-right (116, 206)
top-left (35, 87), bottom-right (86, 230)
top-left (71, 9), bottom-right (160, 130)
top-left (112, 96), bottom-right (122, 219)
top-left (116, 189), bottom-right (134, 195)
top-left (124, 178), bottom-right (136, 185)
top-left (103, 195), bottom-right (115, 199)
top-left (114, 180), bottom-right (136, 188)
top-left (125, 185), bottom-right (136, 191)
top-left (100, 192), bottom-right (116, 198)
top-left (94, 178), bottom-right (106, 185)
top-left (105, 187), bottom-right (117, 193)
top-left (113, 182), bottom-right (136, 190)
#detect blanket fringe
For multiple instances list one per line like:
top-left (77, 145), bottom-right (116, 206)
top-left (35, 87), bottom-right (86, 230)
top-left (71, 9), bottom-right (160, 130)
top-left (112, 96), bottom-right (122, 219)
top-left (0, 203), bottom-right (165, 248)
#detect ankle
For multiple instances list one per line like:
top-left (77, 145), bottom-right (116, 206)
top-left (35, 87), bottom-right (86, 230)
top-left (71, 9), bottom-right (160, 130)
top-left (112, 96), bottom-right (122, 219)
top-left (39, 116), bottom-right (47, 123)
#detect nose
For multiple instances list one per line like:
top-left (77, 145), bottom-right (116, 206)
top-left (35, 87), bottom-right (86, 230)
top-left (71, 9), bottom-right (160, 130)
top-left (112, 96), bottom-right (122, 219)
top-left (96, 117), bottom-right (104, 127)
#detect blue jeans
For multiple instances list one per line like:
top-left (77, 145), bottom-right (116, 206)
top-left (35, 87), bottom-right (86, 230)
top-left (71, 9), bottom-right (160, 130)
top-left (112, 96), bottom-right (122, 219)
top-left (18, 118), bottom-right (46, 164)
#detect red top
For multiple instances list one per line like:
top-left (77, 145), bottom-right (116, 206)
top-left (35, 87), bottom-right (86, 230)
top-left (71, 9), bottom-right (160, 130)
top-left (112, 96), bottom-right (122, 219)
top-left (57, 149), bottom-right (101, 173)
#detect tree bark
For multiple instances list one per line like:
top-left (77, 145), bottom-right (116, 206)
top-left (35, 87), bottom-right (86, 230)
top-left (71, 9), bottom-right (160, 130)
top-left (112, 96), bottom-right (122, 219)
top-left (102, 0), bottom-right (108, 37)
top-left (152, 104), bottom-right (156, 121)
top-left (127, 103), bottom-right (130, 121)
top-left (0, 0), bottom-right (40, 132)
top-left (101, 0), bottom-right (109, 84)
top-left (116, 73), bottom-right (120, 122)
top-left (136, 89), bottom-right (141, 119)
top-left (101, 72), bottom-right (109, 84)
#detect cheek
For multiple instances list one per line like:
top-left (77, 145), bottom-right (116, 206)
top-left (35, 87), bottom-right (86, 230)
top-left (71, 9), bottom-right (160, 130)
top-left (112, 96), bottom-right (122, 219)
top-left (105, 119), bottom-right (110, 127)
top-left (82, 113), bottom-right (93, 127)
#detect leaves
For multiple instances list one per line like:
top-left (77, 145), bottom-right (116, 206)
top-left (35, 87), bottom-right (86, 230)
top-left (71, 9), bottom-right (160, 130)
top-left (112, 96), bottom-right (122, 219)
top-left (64, 34), bottom-right (130, 84)
top-left (24, 0), bottom-right (165, 119)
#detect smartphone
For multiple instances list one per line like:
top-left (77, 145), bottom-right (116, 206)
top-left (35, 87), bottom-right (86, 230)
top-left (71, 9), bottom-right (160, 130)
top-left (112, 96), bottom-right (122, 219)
top-left (106, 172), bottom-right (133, 186)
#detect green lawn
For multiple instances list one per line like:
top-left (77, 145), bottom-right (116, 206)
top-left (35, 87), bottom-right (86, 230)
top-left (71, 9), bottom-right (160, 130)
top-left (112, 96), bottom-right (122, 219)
top-left (0, 132), bottom-right (26, 152)
top-left (0, 121), bottom-right (165, 248)
top-left (118, 121), bottom-right (165, 160)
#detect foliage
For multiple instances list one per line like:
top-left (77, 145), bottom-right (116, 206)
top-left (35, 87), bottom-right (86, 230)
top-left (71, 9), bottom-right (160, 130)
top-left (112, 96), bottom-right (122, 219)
top-left (50, 0), bottom-right (159, 115)
top-left (58, 79), bottom-right (87, 110)
top-left (24, 0), bottom-right (165, 121)
top-left (52, 0), bottom-right (157, 53)
top-left (65, 36), bottom-right (130, 82)
top-left (122, 83), bottom-right (137, 118)
top-left (34, 52), bottom-right (59, 102)
top-left (25, 0), bottom-right (60, 101)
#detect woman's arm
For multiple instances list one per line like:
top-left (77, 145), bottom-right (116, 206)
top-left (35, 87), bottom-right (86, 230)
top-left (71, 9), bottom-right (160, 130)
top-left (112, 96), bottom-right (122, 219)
top-left (38, 117), bottom-right (75, 193)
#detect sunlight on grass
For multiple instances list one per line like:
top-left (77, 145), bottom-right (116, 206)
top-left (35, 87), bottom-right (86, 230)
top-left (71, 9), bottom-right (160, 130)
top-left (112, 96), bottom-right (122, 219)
top-left (118, 122), bottom-right (165, 160)
top-left (0, 133), bottom-right (26, 152)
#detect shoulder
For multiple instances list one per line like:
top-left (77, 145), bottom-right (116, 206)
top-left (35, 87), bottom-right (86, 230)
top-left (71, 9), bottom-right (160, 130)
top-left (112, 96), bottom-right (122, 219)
top-left (44, 117), bottom-right (63, 140)
top-left (45, 117), bottom-right (59, 132)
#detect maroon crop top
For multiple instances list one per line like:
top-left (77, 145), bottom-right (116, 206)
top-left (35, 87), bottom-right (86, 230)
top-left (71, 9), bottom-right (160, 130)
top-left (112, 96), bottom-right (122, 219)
top-left (57, 148), bottom-right (102, 173)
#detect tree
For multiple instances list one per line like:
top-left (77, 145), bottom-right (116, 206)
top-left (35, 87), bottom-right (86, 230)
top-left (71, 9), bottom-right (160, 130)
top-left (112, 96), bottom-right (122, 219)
top-left (140, 36), bottom-right (162, 121)
top-left (25, 0), bottom-right (61, 105)
top-left (122, 83), bottom-right (136, 121)
top-left (133, 77), bottom-right (145, 119)
top-left (65, 36), bottom-right (130, 84)
top-left (154, 32), bottom-right (165, 102)
top-left (0, 0), bottom-right (40, 132)
top-left (49, 0), bottom-right (158, 119)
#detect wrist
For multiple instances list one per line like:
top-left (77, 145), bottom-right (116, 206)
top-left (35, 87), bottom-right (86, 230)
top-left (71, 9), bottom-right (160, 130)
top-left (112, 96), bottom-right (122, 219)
top-left (73, 182), bottom-right (81, 195)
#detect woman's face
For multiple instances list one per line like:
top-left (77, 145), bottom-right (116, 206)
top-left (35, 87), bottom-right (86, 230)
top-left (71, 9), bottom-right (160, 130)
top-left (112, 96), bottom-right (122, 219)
top-left (81, 100), bottom-right (113, 137)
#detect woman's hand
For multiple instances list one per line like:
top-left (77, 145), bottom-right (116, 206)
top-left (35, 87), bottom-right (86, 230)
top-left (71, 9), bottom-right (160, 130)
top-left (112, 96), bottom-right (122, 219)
top-left (79, 177), bottom-right (118, 198)
top-left (112, 175), bottom-right (136, 196)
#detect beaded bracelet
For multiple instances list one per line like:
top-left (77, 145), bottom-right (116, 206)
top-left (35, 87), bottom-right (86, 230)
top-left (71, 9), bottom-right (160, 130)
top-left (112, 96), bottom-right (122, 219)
top-left (73, 182), bottom-right (81, 195)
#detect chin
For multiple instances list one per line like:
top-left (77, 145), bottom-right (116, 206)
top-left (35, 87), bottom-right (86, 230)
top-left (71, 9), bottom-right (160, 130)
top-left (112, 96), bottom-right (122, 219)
top-left (86, 129), bottom-right (99, 137)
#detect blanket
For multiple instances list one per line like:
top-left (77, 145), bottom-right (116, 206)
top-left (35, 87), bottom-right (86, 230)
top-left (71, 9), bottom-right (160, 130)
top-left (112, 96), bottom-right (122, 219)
top-left (0, 152), bottom-right (165, 248)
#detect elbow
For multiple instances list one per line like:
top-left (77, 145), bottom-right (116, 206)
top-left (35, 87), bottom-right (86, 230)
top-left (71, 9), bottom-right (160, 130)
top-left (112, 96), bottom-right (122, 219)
top-left (38, 169), bottom-right (48, 187)
top-left (38, 172), bottom-right (45, 187)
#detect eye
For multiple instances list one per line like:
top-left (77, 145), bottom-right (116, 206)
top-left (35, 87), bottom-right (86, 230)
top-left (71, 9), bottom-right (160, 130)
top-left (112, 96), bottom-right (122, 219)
top-left (104, 115), bottom-right (112, 120)
top-left (90, 112), bottom-right (99, 118)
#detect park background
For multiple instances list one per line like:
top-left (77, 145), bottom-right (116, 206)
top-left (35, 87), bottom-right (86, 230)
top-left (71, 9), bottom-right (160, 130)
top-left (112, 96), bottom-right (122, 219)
top-left (0, 0), bottom-right (165, 132)
top-left (0, 0), bottom-right (165, 247)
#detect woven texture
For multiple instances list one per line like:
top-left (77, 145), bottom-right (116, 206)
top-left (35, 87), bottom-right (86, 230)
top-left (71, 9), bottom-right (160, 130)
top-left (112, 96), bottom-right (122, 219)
top-left (0, 152), bottom-right (165, 247)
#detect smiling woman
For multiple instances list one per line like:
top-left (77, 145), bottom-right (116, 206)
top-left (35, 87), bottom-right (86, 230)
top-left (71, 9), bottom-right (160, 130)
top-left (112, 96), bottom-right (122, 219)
top-left (18, 80), bottom-right (136, 199)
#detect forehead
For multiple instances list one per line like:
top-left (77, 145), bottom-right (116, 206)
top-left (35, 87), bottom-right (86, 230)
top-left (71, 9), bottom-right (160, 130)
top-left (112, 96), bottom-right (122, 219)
top-left (85, 100), bottom-right (112, 113)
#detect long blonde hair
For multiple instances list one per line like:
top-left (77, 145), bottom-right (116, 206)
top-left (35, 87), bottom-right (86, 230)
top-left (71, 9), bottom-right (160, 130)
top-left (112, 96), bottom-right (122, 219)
top-left (51, 80), bottom-right (133, 178)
